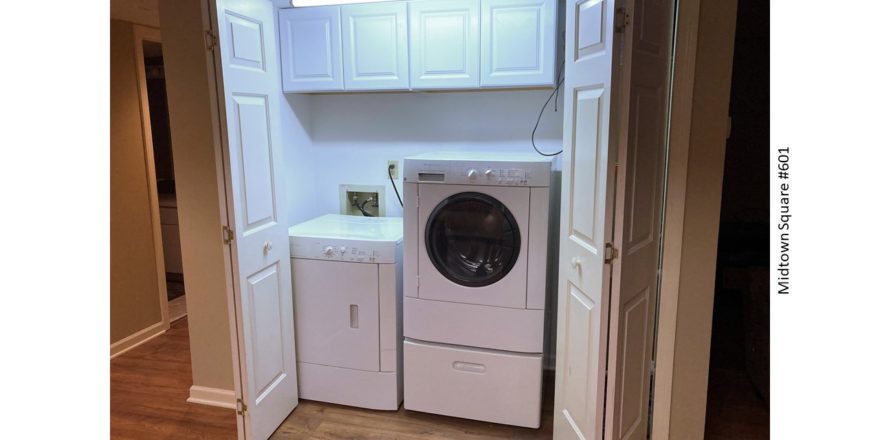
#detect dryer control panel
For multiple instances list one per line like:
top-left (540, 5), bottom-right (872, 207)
top-left (289, 237), bottom-right (398, 264)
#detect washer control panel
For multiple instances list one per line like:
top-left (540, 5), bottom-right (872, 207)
top-left (464, 167), bottom-right (528, 185)
top-left (404, 155), bottom-right (552, 187)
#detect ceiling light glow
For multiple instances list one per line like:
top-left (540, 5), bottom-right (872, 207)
top-left (290, 0), bottom-right (393, 7)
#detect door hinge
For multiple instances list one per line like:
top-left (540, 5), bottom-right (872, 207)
top-left (614, 7), bottom-right (631, 33)
top-left (603, 242), bottom-right (618, 264)
top-left (222, 226), bottom-right (235, 245)
top-left (236, 398), bottom-right (248, 415)
top-left (205, 29), bottom-right (219, 51)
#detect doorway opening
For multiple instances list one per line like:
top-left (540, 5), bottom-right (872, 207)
top-left (141, 39), bottom-right (187, 323)
top-left (703, 0), bottom-right (769, 438)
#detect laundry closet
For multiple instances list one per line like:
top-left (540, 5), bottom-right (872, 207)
top-left (210, 0), bottom-right (671, 438)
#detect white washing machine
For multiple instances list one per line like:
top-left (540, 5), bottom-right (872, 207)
top-left (288, 214), bottom-right (403, 410)
top-left (402, 152), bottom-right (552, 428)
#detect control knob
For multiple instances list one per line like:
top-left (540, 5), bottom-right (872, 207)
top-left (323, 246), bottom-right (334, 256)
top-left (467, 169), bottom-right (477, 179)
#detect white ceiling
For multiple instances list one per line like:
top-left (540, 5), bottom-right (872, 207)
top-left (110, 0), bottom-right (160, 28)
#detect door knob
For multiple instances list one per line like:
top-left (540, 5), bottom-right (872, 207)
top-left (263, 240), bottom-right (273, 253)
top-left (570, 257), bottom-right (582, 269)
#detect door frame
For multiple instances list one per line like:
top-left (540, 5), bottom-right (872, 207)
top-left (190, 0), bottom-right (737, 436)
top-left (132, 24), bottom-right (172, 332)
top-left (650, 0), bottom-right (737, 437)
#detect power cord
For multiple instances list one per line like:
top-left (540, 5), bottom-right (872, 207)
top-left (389, 163), bottom-right (403, 207)
top-left (531, 61), bottom-right (565, 157)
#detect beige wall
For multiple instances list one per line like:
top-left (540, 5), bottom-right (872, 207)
top-left (159, 0), bottom-right (235, 391)
top-left (110, 19), bottom-right (163, 344)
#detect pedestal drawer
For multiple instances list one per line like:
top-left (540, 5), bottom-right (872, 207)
top-left (403, 339), bottom-right (543, 428)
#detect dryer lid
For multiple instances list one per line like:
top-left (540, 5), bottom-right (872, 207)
top-left (288, 214), bottom-right (403, 243)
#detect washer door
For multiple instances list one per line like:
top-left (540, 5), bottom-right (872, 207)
top-left (425, 192), bottom-right (520, 287)
top-left (416, 184), bottom-right (530, 308)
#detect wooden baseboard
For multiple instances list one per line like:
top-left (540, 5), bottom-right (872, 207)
top-left (187, 386), bottom-right (237, 409)
top-left (110, 320), bottom-right (168, 359)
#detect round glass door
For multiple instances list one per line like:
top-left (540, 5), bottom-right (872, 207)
top-left (425, 192), bottom-right (521, 287)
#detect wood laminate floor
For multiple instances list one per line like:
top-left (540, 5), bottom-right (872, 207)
top-left (111, 318), bottom-right (554, 439)
top-left (111, 318), bottom-right (237, 440)
top-left (111, 317), bottom-right (769, 439)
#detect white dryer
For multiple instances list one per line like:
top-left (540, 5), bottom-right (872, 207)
top-left (402, 152), bottom-right (552, 428)
top-left (288, 214), bottom-right (403, 410)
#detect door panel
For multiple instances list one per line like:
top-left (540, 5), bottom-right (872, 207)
top-left (559, 283), bottom-right (596, 437)
top-left (213, 1), bottom-right (298, 439)
top-left (226, 12), bottom-right (265, 70)
top-left (553, 0), bottom-right (617, 439)
top-left (625, 88), bottom-right (661, 250)
top-left (341, 1), bottom-right (409, 90)
top-left (247, 264), bottom-right (284, 401)
top-left (409, 0), bottom-right (479, 89)
top-left (569, 88), bottom-right (604, 253)
top-left (279, 6), bottom-right (344, 92)
top-left (231, 94), bottom-right (276, 229)
top-left (604, 0), bottom-right (674, 437)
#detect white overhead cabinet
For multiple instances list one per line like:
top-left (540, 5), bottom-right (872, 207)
top-left (341, 2), bottom-right (410, 91)
top-left (409, 0), bottom-right (480, 90)
top-left (480, 0), bottom-right (557, 88)
top-left (278, 6), bottom-right (344, 92)
top-left (277, 0), bottom-right (558, 93)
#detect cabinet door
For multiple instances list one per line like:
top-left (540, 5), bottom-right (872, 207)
top-left (278, 6), bottom-right (343, 92)
top-left (279, 6), bottom-right (344, 92)
top-left (409, 0), bottom-right (479, 90)
top-left (341, 2), bottom-right (409, 90)
top-left (480, 0), bottom-right (557, 87)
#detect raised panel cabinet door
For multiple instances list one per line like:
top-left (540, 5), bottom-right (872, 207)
top-left (409, 0), bottom-right (479, 89)
top-left (480, 0), bottom-right (557, 88)
top-left (341, 1), bottom-right (409, 90)
top-left (278, 6), bottom-right (344, 92)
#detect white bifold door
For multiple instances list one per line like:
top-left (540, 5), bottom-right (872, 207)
top-left (212, 0), bottom-right (298, 439)
top-left (554, 0), bottom-right (673, 439)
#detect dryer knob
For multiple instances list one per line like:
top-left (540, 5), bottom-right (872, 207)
top-left (484, 169), bottom-right (494, 178)
top-left (323, 246), bottom-right (334, 255)
top-left (467, 169), bottom-right (477, 179)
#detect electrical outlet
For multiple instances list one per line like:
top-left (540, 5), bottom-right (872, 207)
top-left (387, 160), bottom-right (399, 179)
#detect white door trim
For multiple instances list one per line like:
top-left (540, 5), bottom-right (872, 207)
top-left (132, 24), bottom-right (171, 332)
top-left (650, 0), bottom-right (737, 438)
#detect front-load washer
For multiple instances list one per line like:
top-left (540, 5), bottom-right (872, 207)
top-left (288, 214), bottom-right (403, 410)
top-left (401, 152), bottom-right (552, 428)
